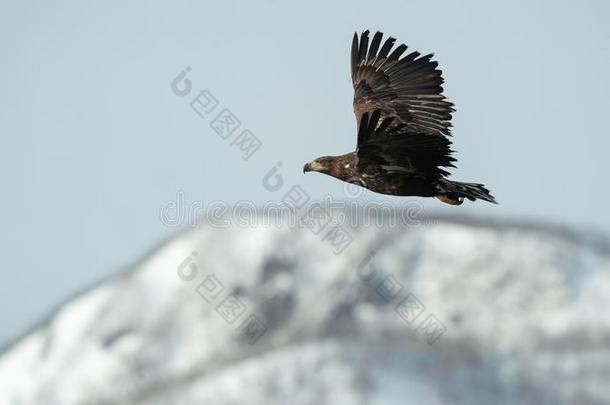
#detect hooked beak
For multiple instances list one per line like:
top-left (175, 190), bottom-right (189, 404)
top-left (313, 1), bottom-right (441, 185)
top-left (303, 160), bottom-right (326, 174)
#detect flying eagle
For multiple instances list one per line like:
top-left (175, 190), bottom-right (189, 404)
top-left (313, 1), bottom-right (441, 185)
top-left (303, 30), bottom-right (495, 205)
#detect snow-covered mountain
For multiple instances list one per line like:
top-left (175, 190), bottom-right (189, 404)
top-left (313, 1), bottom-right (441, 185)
top-left (2, 216), bottom-right (610, 405)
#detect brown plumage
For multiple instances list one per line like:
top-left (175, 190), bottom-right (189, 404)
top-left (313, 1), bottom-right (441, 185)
top-left (303, 30), bottom-right (496, 205)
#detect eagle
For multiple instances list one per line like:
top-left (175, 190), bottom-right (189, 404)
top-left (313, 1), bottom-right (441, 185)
top-left (303, 30), bottom-right (495, 205)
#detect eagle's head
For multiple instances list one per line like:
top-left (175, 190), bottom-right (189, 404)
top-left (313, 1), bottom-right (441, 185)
top-left (303, 156), bottom-right (334, 175)
top-left (303, 154), bottom-right (357, 180)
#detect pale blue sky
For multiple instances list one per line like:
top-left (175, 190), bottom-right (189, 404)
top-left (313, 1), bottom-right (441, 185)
top-left (1, 0), bottom-right (609, 346)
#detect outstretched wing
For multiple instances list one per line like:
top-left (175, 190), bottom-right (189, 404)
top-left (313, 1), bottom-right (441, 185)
top-left (356, 110), bottom-right (456, 179)
top-left (351, 30), bottom-right (454, 136)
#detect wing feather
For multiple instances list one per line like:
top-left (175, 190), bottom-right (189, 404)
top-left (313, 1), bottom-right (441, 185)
top-left (352, 30), bottom-right (454, 137)
top-left (356, 111), bottom-right (456, 179)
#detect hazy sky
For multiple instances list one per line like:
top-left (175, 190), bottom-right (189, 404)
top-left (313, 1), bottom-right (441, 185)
top-left (1, 0), bottom-right (609, 346)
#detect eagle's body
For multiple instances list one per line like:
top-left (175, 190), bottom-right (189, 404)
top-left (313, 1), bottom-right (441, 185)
top-left (303, 30), bottom-right (495, 205)
top-left (307, 152), bottom-right (439, 198)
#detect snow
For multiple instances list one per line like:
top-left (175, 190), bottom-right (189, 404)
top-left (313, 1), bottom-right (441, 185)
top-left (1, 218), bottom-right (609, 405)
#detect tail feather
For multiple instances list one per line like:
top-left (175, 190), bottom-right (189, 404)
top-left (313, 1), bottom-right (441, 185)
top-left (436, 180), bottom-right (497, 205)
